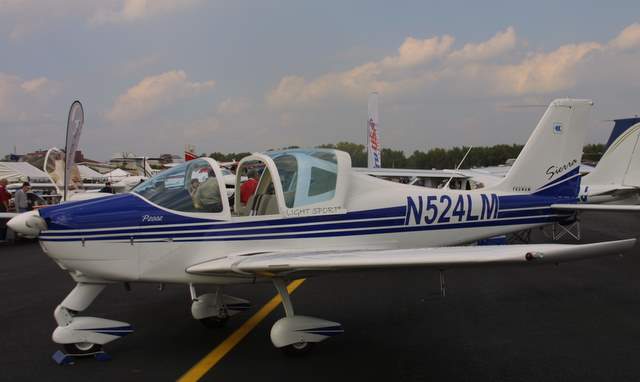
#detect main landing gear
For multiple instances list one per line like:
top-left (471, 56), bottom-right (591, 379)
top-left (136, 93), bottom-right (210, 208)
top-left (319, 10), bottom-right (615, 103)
top-left (189, 284), bottom-right (251, 328)
top-left (270, 278), bottom-right (344, 355)
top-left (52, 283), bottom-right (133, 360)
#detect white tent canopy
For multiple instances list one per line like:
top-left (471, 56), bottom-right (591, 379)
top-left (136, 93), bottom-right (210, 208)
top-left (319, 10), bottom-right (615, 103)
top-left (77, 164), bottom-right (107, 181)
top-left (104, 168), bottom-right (130, 181)
top-left (0, 162), bottom-right (50, 184)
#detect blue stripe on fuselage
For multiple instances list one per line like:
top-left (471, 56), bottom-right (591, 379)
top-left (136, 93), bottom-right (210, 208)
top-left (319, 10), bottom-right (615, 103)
top-left (39, 179), bottom-right (578, 242)
top-left (41, 215), bottom-right (562, 243)
top-left (40, 198), bottom-right (407, 237)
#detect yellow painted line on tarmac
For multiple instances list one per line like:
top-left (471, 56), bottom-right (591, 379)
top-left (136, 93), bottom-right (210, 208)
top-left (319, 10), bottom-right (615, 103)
top-left (177, 279), bottom-right (306, 382)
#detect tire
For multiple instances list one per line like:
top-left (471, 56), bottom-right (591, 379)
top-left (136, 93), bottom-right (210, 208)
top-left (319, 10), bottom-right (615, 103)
top-left (282, 341), bottom-right (313, 356)
top-left (63, 342), bottom-right (102, 355)
top-left (199, 316), bottom-right (229, 328)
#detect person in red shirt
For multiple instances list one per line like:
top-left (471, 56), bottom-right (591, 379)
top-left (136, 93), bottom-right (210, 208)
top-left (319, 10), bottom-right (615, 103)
top-left (0, 179), bottom-right (10, 212)
top-left (240, 170), bottom-right (259, 205)
top-left (0, 179), bottom-right (10, 240)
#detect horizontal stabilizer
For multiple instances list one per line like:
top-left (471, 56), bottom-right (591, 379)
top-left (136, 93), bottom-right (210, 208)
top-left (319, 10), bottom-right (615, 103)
top-left (186, 239), bottom-right (636, 277)
top-left (551, 204), bottom-right (640, 212)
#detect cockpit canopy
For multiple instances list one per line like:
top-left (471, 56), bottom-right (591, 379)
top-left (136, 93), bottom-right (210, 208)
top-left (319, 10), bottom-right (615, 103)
top-left (132, 149), bottom-right (351, 218)
top-left (268, 150), bottom-right (338, 208)
top-left (133, 158), bottom-right (226, 214)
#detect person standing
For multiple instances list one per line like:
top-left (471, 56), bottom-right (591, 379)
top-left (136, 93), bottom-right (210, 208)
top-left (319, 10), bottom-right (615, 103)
top-left (0, 179), bottom-right (10, 212)
top-left (100, 182), bottom-right (115, 194)
top-left (240, 170), bottom-right (259, 205)
top-left (0, 179), bottom-right (10, 241)
top-left (14, 182), bottom-right (30, 213)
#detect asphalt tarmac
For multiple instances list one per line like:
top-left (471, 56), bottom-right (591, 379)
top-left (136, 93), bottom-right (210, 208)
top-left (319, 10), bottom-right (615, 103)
top-left (2, 212), bottom-right (640, 381)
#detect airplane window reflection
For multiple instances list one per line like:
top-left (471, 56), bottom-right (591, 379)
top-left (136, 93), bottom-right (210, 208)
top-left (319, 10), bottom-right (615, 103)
top-left (133, 159), bottom-right (223, 213)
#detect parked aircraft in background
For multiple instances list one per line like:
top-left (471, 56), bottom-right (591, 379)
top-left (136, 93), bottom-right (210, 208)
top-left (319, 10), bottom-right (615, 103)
top-left (360, 100), bottom-right (640, 207)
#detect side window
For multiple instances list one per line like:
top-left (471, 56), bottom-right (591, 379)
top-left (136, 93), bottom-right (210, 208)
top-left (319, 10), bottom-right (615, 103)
top-left (271, 151), bottom-right (337, 208)
top-left (133, 159), bottom-right (224, 213)
top-left (272, 155), bottom-right (298, 208)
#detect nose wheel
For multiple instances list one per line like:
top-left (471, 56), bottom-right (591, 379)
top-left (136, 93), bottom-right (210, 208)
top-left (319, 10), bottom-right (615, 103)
top-left (51, 283), bottom-right (132, 364)
top-left (282, 341), bottom-right (314, 356)
top-left (63, 342), bottom-right (103, 355)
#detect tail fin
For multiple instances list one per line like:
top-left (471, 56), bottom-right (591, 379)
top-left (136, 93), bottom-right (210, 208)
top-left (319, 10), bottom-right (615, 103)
top-left (604, 117), bottom-right (640, 150)
top-left (185, 144), bottom-right (197, 162)
top-left (585, 122), bottom-right (640, 187)
top-left (489, 98), bottom-right (593, 197)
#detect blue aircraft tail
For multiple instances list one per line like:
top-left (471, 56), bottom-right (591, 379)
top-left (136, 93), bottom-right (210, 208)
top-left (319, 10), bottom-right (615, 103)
top-left (605, 117), bottom-right (640, 150)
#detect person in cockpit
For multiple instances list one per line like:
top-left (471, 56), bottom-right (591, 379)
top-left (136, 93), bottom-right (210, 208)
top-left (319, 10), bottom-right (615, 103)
top-left (189, 179), bottom-right (200, 195)
top-left (193, 169), bottom-right (222, 212)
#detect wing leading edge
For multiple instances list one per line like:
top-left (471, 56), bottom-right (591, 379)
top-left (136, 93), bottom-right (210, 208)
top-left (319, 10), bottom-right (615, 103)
top-left (186, 239), bottom-right (636, 277)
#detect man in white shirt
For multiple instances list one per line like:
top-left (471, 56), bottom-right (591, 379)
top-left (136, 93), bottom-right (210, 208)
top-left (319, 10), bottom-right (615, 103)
top-left (14, 182), bottom-right (30, 213)
top-left (193, 170), bottom-right (222, 212)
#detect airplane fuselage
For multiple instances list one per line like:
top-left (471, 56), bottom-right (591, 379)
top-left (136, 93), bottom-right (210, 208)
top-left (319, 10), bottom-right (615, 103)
top-left (36, 170), bottom-right (576, 285)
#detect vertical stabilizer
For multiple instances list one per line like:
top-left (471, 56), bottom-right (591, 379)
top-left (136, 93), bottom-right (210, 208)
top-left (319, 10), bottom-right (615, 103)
top-left (185, 144), bottom-right (197, 162)
top-left (584, 122), bottom-right (640, 187)
top-left (604, 117), bottom-right (640, 150)
top-left (489, 99), bottom-right (593, 197)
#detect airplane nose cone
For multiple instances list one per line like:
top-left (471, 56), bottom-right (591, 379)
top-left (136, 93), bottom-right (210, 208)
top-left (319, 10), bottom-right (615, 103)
top-left (7, 210), bottom-right (47, 238)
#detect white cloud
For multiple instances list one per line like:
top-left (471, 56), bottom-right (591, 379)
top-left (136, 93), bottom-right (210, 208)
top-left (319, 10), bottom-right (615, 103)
top-left (491, 42), bottom-right (602, 95)
top-left (89, 0), bottom-right (202, 25)
top-left (0, 73), bottom-right (60, 122)
top-left (217, 97), bottom-right (251, 115)
top-left (608, 23), bottom-right (640, 51)
top-left (0, 0), bottom-right (91, 40)
top-left (268, 23), bottom-right (640, 107)
top-left (107, 70), bottom-right (215, 122)
top-left (448, 27), bottom-right (517, 61)
top-left (381, 35), bottom-right (455, 69)
top-left (20, 77), bottom-right (59, 95)
top-left (267, 34), bottom-right (453, 107)
top-left (0, 0), bottom-right (204, 39)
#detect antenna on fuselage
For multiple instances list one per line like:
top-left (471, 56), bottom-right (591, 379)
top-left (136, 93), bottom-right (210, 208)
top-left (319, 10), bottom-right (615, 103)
top-left (443, 146), bottom-right (473, 189)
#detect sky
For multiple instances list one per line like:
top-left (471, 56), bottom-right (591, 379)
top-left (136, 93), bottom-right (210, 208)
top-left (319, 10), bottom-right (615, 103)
top-left (1, 0), bottom-right (639, 161)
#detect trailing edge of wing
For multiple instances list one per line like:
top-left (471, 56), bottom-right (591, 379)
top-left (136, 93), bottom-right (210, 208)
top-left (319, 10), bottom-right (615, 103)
top-left (186, 239), bottom-right (636, 277)
top-left (551, 203), bottom-right (640, 212)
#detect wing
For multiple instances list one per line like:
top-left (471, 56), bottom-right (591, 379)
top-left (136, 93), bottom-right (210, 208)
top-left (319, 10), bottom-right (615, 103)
top-left (551, 204), bottom-right (640, 212)
top-left (186, 239), bottom-right (636, 278)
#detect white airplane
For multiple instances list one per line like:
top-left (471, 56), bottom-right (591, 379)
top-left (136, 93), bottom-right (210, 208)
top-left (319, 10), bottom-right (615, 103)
top-left (8, 99), bottom-right (638, 357)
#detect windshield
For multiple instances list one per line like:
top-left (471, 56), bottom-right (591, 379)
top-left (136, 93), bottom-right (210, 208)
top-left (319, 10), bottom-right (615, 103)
top-left (132, 159), bottom-right (224, 213)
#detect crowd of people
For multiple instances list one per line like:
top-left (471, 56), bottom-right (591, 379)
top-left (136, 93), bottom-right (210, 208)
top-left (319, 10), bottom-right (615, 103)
top-left (0, 180), bottom-right (32, 213)
top-left (0, 180), bottom-right (32, 241)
